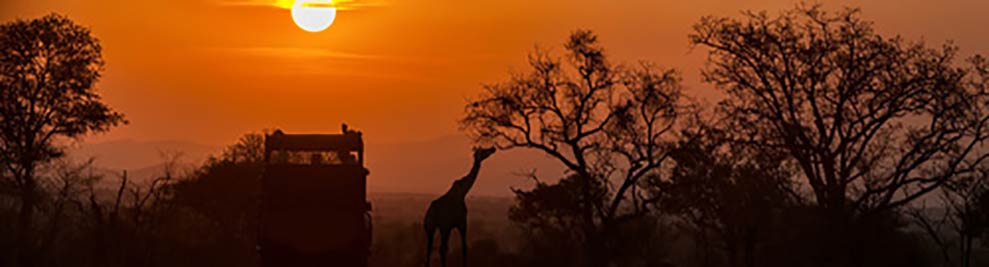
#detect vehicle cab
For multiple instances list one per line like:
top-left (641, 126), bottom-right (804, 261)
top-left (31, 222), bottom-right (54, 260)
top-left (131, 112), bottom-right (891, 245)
top-left (259, 127), bottom-right (371, 267)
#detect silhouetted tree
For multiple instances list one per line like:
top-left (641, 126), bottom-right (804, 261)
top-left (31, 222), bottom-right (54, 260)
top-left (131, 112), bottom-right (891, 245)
top-left (37, 158), bottom-right (101, 263)
top-left (691, 5), bottom-right (989, 262)
top-left (168, 133), bottom-right (265, 266)
top-left (694, 2), bottom-right (989, 218)
top-left (510, 173), bottom-right (674, 267)
top-left (660, 127), bottom-right (797, 267)
top-left (463, 30), bottom-right (691, 266)
top-left (0, 13), bottom-right (125, 265)
top-left (509, 174), bottom-right (599, 267)
top-left (909, 165), bottom-right (989, 267)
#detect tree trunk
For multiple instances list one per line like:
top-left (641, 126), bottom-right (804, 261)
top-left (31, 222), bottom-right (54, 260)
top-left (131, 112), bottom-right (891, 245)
top-left (584, 231), bottom-right (607, 267)
top-left (725, 242), bottom-right (739, 267)
top-left (573, 166), bottom-right (605, 267)
top-left (962, 234), bottom-right (973, 267)
top-left (14, 167), bottom-right (38, 267)
top-left (743, 234), bottom-right (755, 267)
top-left (39, 196), bottom-right (68, 264)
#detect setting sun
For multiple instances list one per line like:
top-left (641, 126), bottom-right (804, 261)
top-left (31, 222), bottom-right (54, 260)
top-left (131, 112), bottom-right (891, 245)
top-left (4, 1), bottom-right (989, 267)
top-left (291, 0), bottom-right (336, 32)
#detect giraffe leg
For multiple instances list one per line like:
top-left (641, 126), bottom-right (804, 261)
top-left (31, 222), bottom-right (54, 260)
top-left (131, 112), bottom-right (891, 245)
top-left (439, 228), bottom-right (451, 267)
top-left (458, 224), bottom-right (468, 267)
top-left (425, 225), bottom-right (436, 267)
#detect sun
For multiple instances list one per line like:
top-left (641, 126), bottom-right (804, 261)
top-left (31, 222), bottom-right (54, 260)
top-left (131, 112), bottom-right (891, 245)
top-left (291, 0), bottom-right (336, 32)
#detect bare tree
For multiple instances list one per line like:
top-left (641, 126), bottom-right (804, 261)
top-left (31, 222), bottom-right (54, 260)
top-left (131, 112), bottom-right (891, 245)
top-left (690, 4), bottom-right (989, 223)
top-left (74, 152), bottom-right (182, 267)
top-left (0, 13), bottom-right (126, 262)
top-left (908, 166), bottom-right (989, 267)
top-left (462, 30), bottom-right (691, 266)
top-left (38, 158), bottom-right (101, 262)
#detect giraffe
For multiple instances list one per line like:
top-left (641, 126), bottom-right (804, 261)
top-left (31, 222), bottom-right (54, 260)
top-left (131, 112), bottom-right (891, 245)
top-left (423, 147), bottom-right (496, 267)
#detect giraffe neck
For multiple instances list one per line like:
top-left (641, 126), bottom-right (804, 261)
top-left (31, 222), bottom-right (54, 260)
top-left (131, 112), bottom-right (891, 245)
top-left (448, 158), bottom-right (483, 198)
top-left (463, 158), bottom-right (482, 188)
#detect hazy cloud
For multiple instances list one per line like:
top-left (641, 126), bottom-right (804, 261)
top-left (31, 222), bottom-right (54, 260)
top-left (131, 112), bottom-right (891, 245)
top-left (225, 46), bottom-right (383, 60)
top-left (215, 0), bottom-right (389, 11)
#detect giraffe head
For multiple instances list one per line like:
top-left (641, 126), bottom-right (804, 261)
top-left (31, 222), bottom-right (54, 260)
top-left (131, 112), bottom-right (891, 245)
top-left (472, 146), bottom-right (496, 161)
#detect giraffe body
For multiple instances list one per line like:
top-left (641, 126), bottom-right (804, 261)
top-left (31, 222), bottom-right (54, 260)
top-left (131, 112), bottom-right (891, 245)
top-left (423, 147), bottom-right (495, 267)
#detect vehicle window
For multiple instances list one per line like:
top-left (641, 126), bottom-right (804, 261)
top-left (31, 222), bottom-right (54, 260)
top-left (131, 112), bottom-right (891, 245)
top-left (269, 150), bottom-right (359, 165)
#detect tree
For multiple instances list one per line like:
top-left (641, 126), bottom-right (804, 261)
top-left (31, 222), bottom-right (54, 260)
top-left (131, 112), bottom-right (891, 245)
top-left (509, 173), bottom-right (674, 267)
top-left (509, 174), bottom-right (599, 267)
top-left (908, 166), bottom-right (989, 267)
top-left (462, 30), bottom-right (691, 266)
top-left (691, 4), bottom-right (989, 224)
top-left (168, 133), bottom-right (265, 265)
top-left (690, 4), bottom-right (989, 266)
top-left (661, 127), bottom-right (797, 267)
top-left (0, 13), bottom-right (125, 262)
top-left (37, 158), bottom-right (102, 260)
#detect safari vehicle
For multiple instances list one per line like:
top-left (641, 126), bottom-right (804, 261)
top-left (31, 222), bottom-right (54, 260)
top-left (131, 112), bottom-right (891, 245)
top-left (259, 127), bottom-right (372, 267)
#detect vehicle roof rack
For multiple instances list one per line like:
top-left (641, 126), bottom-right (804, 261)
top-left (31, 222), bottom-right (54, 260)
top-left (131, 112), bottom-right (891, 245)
top-left (263, 125), bottom-right (365, 165)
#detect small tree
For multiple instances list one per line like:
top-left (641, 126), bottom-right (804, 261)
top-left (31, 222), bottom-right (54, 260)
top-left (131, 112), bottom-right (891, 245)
top-left (908, 167), bottom-right (989, 267)
top-left (0, 13), bottom-right (125, 261)
top-left (509, 174), bottom-right (600, 267)
top-left (169, 133), bottom-right (265, 265)
top-left (462, 30), bottom-right (691, 266)
top-left (661, 127), bottom-right (797, 267)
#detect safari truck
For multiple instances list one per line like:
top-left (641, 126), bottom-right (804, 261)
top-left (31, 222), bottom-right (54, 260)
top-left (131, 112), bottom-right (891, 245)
top-left (259, 127), bottom-right (372, 267)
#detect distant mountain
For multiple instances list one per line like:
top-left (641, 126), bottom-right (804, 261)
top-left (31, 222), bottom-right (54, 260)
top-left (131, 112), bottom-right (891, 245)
top-left (365, 135), bottom-right (565, 196)
top-left (66, 135), bottom-right (565, 196)
top-left (67, 139), bottom-right (220, 171)
top-left (65, 139), bottom-right (213, 187)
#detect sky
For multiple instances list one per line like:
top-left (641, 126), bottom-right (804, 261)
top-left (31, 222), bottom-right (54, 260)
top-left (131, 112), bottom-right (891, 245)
top-left (2, 0), bottom-right (989, 194)
top-left (2, 0), bottom-right (989, 146)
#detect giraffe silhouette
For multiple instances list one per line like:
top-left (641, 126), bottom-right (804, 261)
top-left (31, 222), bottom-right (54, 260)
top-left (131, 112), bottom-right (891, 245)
top-left (423, 147), bottom-right (496, 267)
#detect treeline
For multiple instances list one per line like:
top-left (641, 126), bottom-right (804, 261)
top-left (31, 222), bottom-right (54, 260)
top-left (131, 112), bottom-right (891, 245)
top-left (2, 4), bottom-right (989, 267)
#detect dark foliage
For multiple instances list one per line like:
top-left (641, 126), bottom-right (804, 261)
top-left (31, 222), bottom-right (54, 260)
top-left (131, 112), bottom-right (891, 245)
top-left (659, 127), bottom-right (797, 267)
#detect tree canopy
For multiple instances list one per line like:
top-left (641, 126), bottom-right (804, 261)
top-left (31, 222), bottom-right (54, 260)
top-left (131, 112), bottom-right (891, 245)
top-left (691, 5), bottom-right (989, 219)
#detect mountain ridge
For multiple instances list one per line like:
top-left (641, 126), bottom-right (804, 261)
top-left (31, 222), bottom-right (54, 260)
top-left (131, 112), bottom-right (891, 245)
top-left (67, 134), bottom-right (565, 196)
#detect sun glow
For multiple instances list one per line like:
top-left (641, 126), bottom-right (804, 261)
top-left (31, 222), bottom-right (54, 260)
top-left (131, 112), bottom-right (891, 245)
top-left (291, 0), bottom-right (336, 32)
top-left (272, 0), bottom-right (295, 9)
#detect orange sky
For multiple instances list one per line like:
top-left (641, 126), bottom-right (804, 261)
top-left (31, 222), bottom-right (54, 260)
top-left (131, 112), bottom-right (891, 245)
top-left (2, 0), bottom-right (989, 146)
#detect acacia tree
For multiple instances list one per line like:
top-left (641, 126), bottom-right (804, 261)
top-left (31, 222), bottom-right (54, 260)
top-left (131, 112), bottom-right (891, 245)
top-left (691, 5), bottom-right (989, 223)
top-left (0, 13), bottom-right (125, 260)
top-left (462, 30), bottom-right (690, 266)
